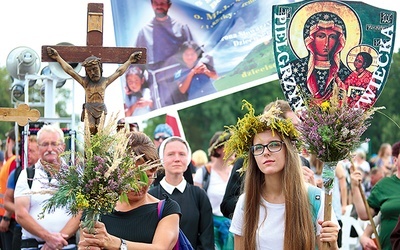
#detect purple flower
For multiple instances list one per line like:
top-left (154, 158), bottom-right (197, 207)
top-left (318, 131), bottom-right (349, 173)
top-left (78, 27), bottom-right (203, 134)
top-left (297, 91), bottom-right (377, 162)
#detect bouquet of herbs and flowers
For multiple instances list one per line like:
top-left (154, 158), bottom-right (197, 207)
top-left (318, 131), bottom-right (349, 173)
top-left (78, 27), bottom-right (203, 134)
top-left (40, 113), bottom-right (155, 233)
top-left (296, 85), bottom-right (381, 164)
top-left (296, 85), bottom-right (382, 250)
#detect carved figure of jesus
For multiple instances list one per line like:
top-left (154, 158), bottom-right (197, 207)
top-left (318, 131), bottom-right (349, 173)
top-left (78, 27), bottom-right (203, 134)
top-left (47, 47), bottom-right (142, 134)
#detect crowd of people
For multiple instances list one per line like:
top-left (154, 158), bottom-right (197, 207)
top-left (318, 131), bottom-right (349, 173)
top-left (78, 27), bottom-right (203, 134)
top-left (0, 99), bottom-right (398, 250)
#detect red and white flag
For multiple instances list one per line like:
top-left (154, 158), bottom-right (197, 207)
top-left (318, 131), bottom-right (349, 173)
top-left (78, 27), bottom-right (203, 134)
top-left (166, 110), bottom-right (185, 140)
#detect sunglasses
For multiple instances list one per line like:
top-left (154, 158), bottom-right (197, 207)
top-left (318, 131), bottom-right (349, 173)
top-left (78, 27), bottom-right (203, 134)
top-left (154, 135), bottom-right (169, 141)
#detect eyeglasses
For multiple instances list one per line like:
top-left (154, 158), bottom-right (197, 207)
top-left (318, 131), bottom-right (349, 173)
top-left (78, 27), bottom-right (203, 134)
top-left (251, 141), bottom-right (284, 156)
top-left (38, 142), bottom-right (62, 148)
top-left (154, 135), bottom-right (169, 141)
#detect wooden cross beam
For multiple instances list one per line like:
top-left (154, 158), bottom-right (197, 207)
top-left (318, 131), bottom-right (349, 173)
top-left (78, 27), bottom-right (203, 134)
top-left (39, 3), bottom-right (146, 135)
top-left (41, 3), bottom-right (146, 64)
top-left (0, 104), bottom-right (40, 126)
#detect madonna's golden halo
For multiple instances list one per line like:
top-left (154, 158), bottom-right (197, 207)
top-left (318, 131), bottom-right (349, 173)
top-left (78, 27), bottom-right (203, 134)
top-left (289, 1), bottom-right (361, 63)
top-left (346, 45), bottom-right (378, 72)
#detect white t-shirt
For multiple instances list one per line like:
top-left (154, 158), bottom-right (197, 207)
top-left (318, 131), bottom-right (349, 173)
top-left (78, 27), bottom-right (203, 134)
top-left (14, 162), bottom-right (75, 248)
top-left (230, 195), bottom-right (285, 250)
top-left (230, 187), bottom-right (338, 249)
top-left (194, 167), bottom-right (230, 216)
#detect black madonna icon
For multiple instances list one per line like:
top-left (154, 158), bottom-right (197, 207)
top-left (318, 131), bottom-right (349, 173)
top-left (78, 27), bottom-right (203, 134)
top-left (272, 0), bottom-right (396, 111)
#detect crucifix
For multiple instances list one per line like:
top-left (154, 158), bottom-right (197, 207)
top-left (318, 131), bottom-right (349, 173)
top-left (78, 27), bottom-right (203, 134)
top-left (41, 3), bottom-right (147, 135)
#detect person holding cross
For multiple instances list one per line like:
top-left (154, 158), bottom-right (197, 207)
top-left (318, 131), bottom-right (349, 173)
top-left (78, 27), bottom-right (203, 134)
top-left (47, 47), bottom-right (142, 134)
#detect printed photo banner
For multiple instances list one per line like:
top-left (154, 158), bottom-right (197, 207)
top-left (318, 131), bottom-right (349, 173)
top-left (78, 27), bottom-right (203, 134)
top-left (110, 0), bottom-right (298, 119)
top-left (272, 0), bottom-right (397, 111)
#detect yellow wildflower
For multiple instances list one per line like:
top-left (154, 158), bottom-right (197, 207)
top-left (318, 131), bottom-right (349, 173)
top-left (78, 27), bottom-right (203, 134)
top-left (320, 101), bottom-right (330, 112)
top-left (76, 192), bottom-right (89, 209)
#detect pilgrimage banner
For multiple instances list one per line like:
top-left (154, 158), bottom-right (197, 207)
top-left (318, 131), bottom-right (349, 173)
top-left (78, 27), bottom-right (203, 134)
top-left (110, 0), bottom-right (298, 119)
top-left (271, 0), bottom-right (397, 111)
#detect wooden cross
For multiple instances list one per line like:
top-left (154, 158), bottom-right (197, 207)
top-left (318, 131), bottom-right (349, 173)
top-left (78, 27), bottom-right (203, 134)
top-left (0, 104), bottom-right (40, 126)
top-left (40, 3), bottom-right (146, 135)
top-left (41, 3), bottom-right (146, 64)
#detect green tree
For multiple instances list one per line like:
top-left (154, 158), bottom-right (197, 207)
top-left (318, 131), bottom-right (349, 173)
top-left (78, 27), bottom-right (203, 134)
top-left (0, 67), bottom-right (14, 144)
top-left (0, 66), bottom-right (75, 148)
top-left (55, 87), bottom-right (79, 128)
top-left (143, 79), bottom-right (285, 152)
top-left (143, 115), bottom-right (165, 140)
top-left (364, 51), bottom-right (400, 156)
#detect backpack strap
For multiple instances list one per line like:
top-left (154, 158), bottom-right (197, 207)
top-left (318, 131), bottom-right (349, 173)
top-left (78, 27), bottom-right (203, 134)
top-left (14, 165), bottom-right (35, 189)
top-left (14, 166), bottom-right (23, 187)
top-left (307, 185), bottom-right (321, 224)
top-left (202, 165), bottom-right (211, 192)
top-left (157, 199), bottom-right (166, 220)
top-left (26, 166), bottom-right (35, 189)
top-left (157, 196), bottom-right (194, 250)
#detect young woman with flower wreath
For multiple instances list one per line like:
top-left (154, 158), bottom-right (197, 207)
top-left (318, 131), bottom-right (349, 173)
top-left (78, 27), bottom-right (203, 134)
top-left (78, 132), bottom-right (181, 250)
top-left (225, 100), bottom-right (340, 250)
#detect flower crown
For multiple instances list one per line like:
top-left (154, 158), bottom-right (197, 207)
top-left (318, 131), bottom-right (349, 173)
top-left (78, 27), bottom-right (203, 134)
top-left (208, 131), bottom-right (231, 157)
top-left (224, 100), bottom-right (299, 171)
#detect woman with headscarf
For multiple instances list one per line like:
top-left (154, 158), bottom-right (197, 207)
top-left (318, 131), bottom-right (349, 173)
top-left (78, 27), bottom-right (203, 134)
top-left (149, 136), bottom-right (215, 249)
